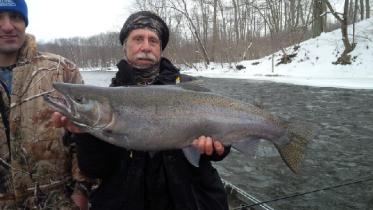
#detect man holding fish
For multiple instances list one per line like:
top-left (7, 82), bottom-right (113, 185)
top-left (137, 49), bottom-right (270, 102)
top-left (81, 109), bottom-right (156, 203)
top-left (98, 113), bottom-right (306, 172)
top-left (52, 11), bottom-right (231, 210)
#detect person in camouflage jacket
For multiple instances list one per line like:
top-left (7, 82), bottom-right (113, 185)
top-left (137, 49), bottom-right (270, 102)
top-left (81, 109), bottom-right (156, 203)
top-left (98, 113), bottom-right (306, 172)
top-left (0, 1), bottom-right (89, 209)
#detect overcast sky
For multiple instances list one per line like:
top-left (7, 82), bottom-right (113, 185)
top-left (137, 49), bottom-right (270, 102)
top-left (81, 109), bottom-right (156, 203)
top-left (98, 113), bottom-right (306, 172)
top-left (26, 0), bottom-right (135, 42)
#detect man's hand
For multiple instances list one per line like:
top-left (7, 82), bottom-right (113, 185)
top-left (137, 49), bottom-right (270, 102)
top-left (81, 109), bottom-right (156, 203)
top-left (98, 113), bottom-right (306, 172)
top-left (51, 112), bottom-right (81, 133)
top-left (192, 136), bottom-right (225, 156)
top-left (71, 192), bottom-right (89, 210)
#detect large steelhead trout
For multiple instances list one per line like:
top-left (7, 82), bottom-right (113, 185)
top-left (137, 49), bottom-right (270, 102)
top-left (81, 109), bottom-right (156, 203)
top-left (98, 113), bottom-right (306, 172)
top-left (44, 82), bottom-right (318, 173)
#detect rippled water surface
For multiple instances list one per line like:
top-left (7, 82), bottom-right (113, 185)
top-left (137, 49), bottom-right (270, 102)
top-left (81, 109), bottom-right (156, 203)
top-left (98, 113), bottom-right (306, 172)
top-left (202, 77), bottom-right (373, 210)
top-left (81, 71), bottom-right (373, 210)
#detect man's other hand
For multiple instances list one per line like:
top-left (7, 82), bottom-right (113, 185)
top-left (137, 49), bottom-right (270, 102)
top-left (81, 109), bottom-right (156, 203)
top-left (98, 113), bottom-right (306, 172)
top-left (51, 112), bottom-right (81, 133)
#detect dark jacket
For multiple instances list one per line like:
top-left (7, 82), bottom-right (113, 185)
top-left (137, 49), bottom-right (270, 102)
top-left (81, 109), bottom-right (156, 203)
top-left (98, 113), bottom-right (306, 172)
top-left (74, 58), bottom-right (230, 210)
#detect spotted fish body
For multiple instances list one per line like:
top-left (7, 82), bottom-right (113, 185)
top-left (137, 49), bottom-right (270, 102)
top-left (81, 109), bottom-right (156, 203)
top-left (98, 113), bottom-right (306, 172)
top-left (44, 82), bottom-right (318, 173)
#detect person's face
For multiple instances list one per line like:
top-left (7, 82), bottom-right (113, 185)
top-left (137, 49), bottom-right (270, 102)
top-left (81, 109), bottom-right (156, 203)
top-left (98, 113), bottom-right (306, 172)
top-left (0, 11), bottom-right (26, 55)
top-left (124, 28), bottom-right (161, 69)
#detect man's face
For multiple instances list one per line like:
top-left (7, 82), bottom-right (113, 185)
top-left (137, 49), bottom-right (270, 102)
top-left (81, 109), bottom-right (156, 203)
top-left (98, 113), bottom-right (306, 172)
top-left (124, 28), bottom-right (161, 69)
top-left (0, 11), bottom-right (26, 55)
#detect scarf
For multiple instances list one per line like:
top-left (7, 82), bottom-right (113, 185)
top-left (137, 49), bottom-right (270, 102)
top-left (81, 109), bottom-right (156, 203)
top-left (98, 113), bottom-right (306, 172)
top-left (111, 59), bottom-right (159, 86)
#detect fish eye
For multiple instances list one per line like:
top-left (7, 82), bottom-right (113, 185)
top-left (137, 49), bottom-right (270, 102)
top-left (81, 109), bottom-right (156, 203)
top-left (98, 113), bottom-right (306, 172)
top-left (74, 96), bottom-right (86, 104)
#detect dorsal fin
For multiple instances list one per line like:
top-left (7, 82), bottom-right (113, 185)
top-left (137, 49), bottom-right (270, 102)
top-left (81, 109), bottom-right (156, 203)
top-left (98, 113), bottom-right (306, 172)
top-left (177, 80), bottom-right (211, 92)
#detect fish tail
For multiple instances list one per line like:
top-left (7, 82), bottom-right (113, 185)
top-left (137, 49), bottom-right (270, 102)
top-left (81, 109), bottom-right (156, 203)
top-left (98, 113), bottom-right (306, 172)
top-left (276, 120), bottom-right (319, 173)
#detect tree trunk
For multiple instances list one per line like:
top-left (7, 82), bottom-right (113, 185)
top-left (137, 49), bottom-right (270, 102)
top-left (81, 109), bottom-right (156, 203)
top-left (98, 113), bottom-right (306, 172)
top-left (360, 0), bottom-right (365, 19)
top-left (232, 0), bottom-right (240, 43)
top-left (340, 0), bottom-right (355, 59)
top-left (240, 3), bottom-right (246, 43)
top-left (348, 0), bottom-right (354, 23)
top-left (284, 0), bottom-right (288, 30)
top-left (312, 0), bottom-right (326, 37)
top-left (297, 0), bottom-right (306, 26)
top-left (218, 0), bottom-right (227, 43)
top-left (289, 0), bottom-right (296, 28)
top-left (354, 0), bottom-right (358, 43)
top-left (264, 8), bottom-right (267, 36)
top-left (280, 0), bottom-right (284, 31)
top-left (198, 0), bottom-right (208, 46)
top-left (211, 0), bottom-right (218, 62)
top-left (366, 0), bottom-right (370, 18)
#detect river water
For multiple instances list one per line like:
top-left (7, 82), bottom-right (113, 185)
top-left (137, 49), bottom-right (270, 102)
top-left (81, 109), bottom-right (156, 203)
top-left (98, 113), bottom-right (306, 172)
top-left (81, 71), bottom-right (373, 210)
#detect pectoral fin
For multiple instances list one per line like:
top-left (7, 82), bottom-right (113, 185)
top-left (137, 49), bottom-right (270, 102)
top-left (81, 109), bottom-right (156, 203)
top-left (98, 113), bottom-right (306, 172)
top-left (182, 146), bottom-right (201, 167)
top-left (90, 129), bottom-right (130, 149)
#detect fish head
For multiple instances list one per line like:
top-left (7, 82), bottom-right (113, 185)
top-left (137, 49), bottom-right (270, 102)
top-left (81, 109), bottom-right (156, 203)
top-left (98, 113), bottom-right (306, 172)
top-left (44, 82), bottom-right (114, 130)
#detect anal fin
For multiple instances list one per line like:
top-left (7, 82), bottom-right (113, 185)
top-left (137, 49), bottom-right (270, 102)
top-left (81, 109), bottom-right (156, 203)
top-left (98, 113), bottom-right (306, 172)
top-left (182, 146), bottom-right (201, 167)
top-left (232, 138), bottom-right (260, 156)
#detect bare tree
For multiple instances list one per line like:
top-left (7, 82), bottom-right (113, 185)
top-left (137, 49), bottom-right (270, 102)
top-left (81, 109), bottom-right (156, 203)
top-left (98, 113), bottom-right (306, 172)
top-left (168, 0), bottom-right (210, 65)
top-left (324, 0), bottom-right (356, 64)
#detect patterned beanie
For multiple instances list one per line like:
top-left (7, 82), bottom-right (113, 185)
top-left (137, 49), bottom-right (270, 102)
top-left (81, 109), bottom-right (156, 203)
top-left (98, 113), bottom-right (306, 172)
top-left (119, 11), bottom-right (169, 50)
top-left (0, 0), bottom-right (28, 26)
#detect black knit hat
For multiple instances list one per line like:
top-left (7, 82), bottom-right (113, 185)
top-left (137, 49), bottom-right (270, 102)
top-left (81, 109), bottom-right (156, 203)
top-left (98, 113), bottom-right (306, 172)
top-left (119, 11), bottom-right (169, 50)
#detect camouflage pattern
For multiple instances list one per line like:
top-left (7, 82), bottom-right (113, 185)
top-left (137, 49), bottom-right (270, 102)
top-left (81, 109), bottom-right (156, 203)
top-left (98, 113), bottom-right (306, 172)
top-left (0, 34), bottom-right (85, 209)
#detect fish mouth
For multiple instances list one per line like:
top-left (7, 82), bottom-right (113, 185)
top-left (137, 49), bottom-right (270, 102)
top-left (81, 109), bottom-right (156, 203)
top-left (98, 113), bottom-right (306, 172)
top-left (43, 93), bottom-right (73, 117)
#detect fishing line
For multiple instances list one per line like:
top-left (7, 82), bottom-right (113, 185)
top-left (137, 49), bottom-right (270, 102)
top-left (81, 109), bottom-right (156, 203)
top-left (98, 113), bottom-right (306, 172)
top-left (232, 176), bottom-right (373, 210)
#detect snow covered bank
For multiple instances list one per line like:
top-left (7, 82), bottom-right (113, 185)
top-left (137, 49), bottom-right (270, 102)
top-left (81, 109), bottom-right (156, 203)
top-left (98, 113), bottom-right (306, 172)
top-left (182, 18), bottom-right (373, 90)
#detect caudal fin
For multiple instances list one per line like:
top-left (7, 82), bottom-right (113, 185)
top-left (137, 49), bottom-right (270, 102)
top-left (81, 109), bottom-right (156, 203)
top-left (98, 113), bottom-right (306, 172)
top-left (276, 120), bottom-right (319, 173)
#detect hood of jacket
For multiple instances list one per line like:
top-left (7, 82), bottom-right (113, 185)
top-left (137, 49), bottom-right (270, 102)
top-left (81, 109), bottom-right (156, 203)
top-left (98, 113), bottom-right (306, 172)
top-left (17, 34), bottom-right (38, 65)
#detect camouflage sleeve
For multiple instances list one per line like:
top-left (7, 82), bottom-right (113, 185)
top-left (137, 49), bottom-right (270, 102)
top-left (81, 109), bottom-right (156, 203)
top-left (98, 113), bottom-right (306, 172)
top-left (61, 57), bottom-right (84, 84)
top-left (71, 152), bottom-right (97, 196)
top-left (63, 131), bottom-right (98, 199)
top-left (59, 59), bottom-right (94, 197)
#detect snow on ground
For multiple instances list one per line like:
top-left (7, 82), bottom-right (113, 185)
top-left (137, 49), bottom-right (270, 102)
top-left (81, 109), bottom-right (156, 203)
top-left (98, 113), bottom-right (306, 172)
top-left (182, 18), bottom-right (373, 90)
